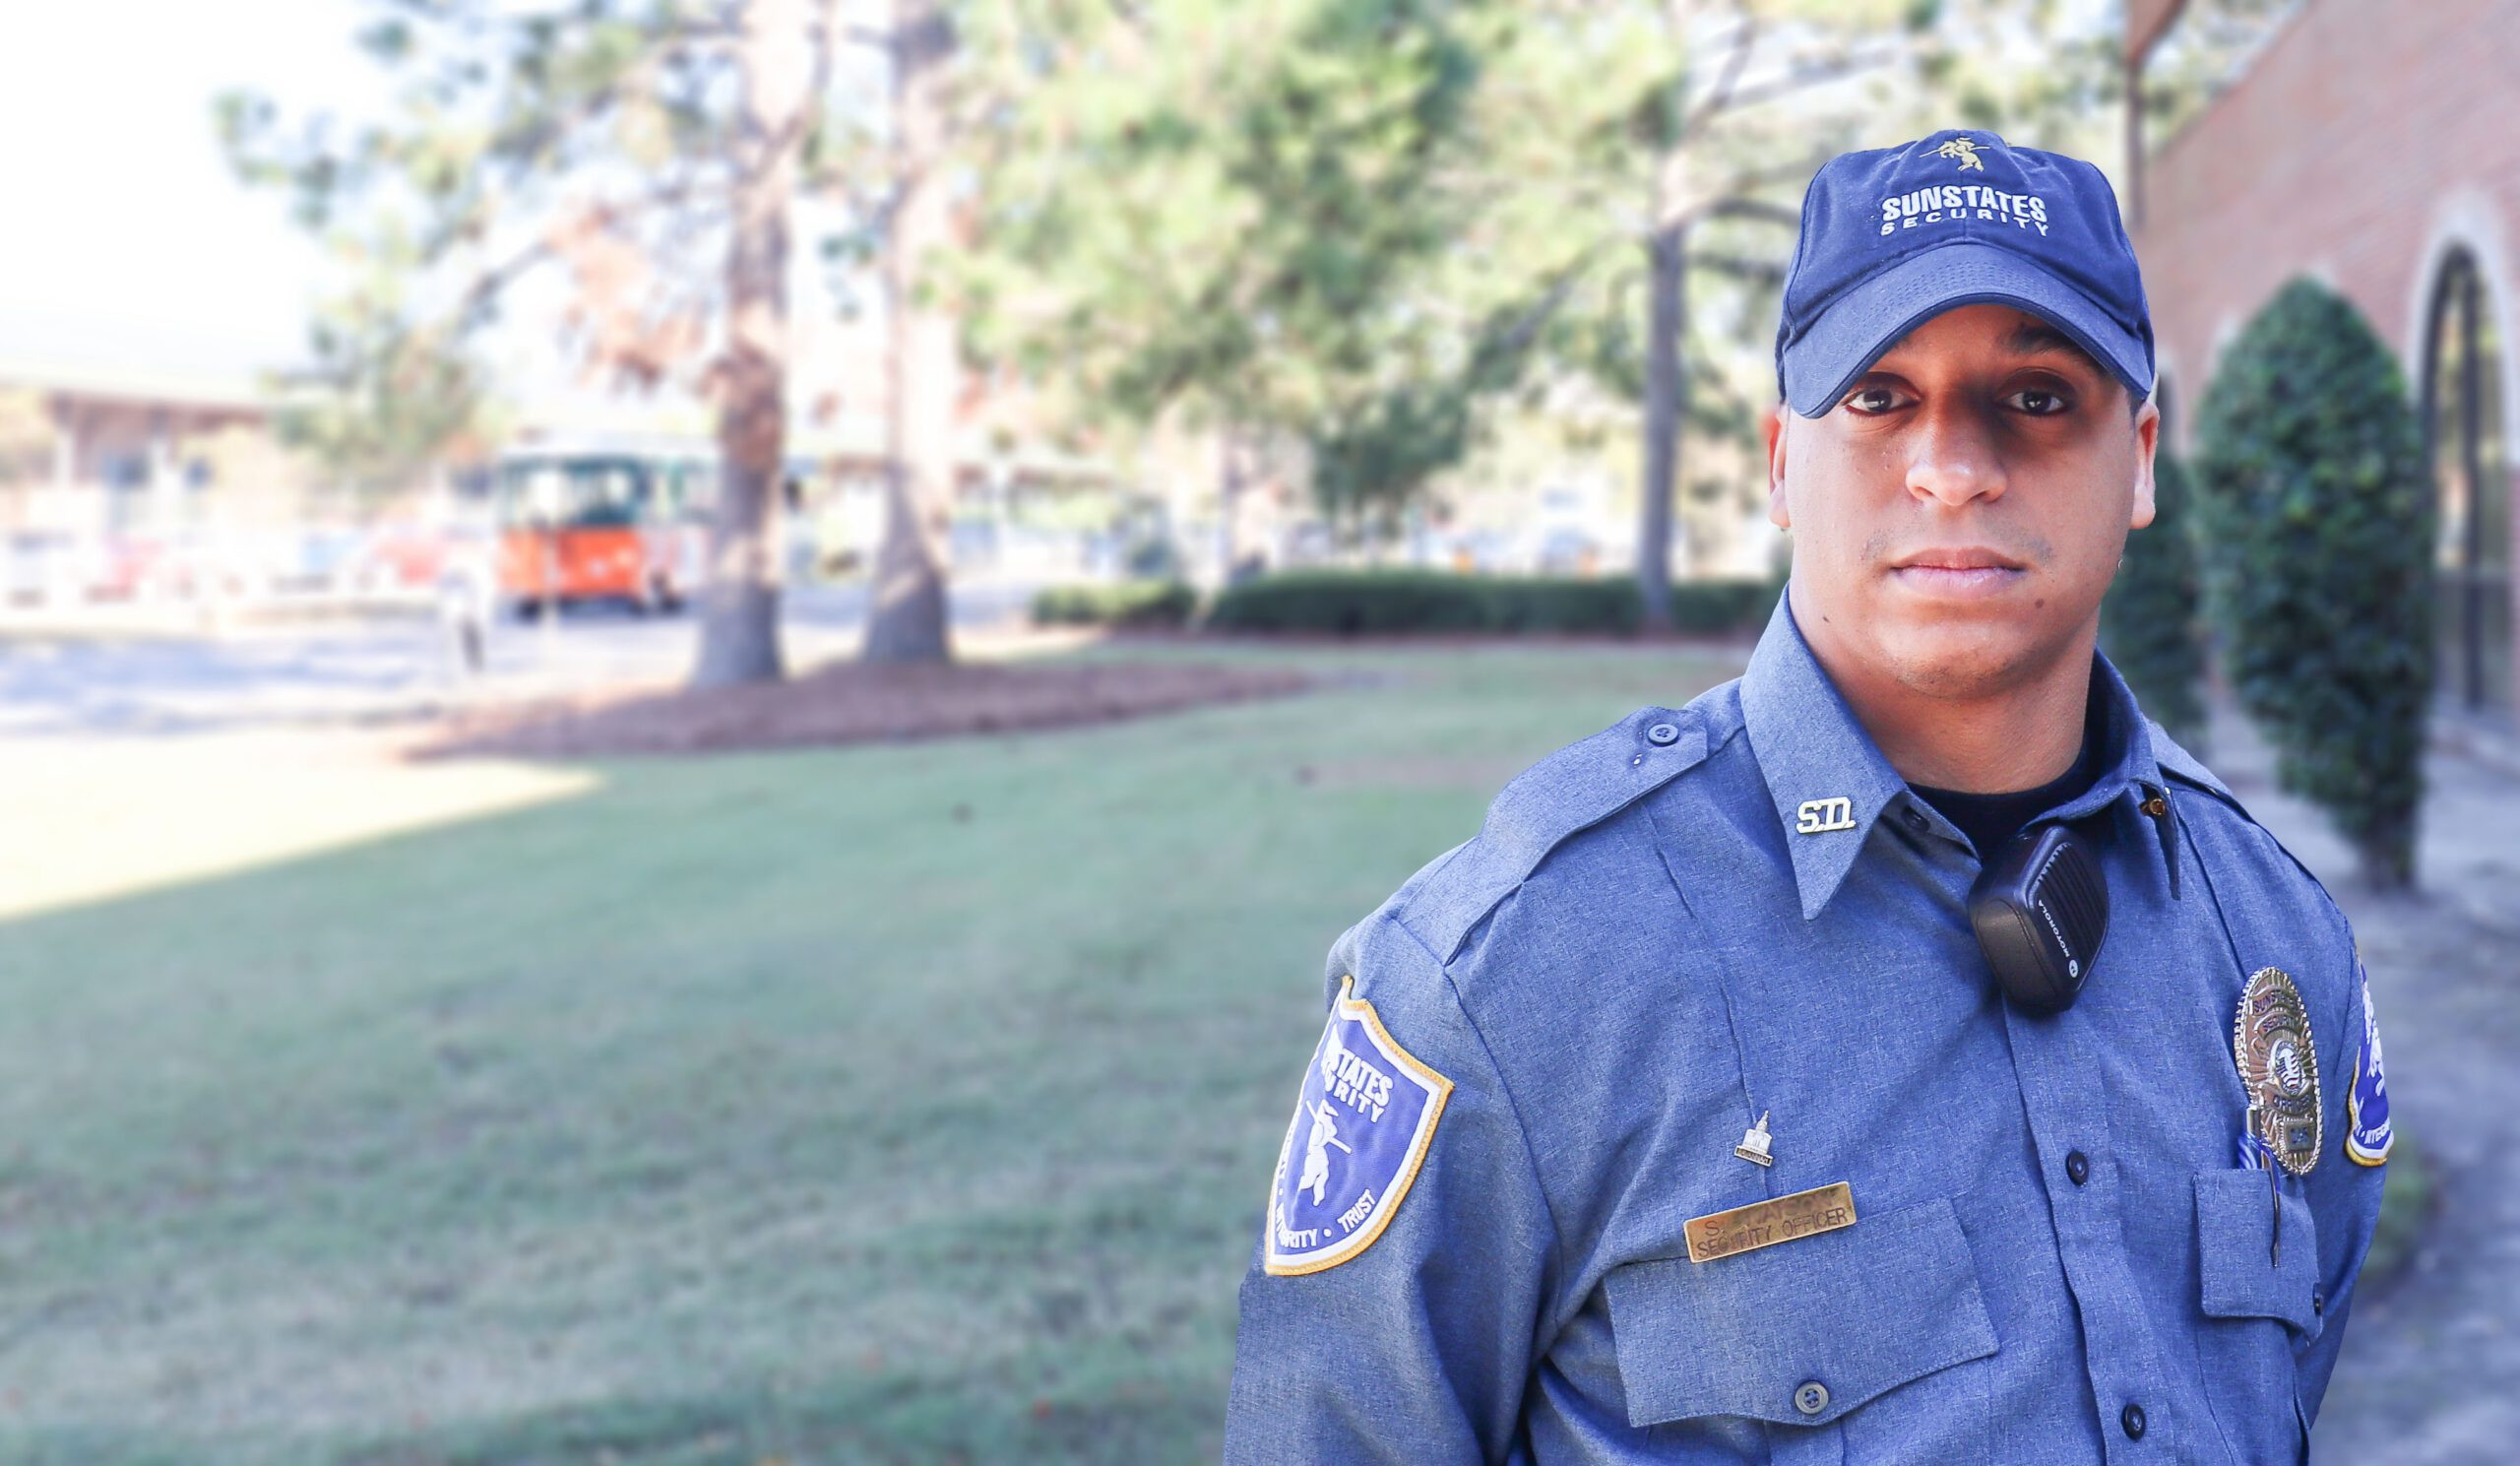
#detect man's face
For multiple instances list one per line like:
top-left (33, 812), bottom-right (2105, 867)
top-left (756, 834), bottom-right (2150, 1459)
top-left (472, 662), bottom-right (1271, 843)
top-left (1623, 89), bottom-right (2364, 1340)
top-left (1764, 302), bottom-right (2160, 700)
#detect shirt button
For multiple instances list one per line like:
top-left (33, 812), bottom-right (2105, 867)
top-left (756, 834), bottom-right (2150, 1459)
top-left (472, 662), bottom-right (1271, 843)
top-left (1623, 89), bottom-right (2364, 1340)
top-left (1794, 1380), bottom-right (1829, 1416)
top-left (1646, 722), bottom-right (1680, 747)
top-left (2066, 1150), bottom-right (2091, 1185)
top-left (2141, 795), bottom-right (2170, 818)
top-left (2313, 1289), bottom-right (2326, 1316)
top-left (2121, 1402), bottom-right (2147, 1440)
top-left (1902, 807), bottom-right (1928, 831)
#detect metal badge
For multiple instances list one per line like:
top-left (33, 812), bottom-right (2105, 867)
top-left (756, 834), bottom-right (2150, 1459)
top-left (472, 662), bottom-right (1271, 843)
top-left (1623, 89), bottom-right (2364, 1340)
top-left (1685, 1181), bottom-right (1856, 1264)
top-left (1733, 1112), bottom-right (1775, 1167)
top-left (2234, 966), bottom-right (2322, 1177)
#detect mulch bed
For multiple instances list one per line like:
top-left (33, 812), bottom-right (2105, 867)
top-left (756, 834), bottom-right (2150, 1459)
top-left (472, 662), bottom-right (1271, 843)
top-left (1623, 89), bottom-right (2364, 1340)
top-left (413, 657), bottom-right (1321, 760)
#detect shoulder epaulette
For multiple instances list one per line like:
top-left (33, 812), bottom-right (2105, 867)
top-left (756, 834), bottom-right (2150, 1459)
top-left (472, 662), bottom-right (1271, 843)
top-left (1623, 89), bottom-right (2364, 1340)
top-left (2146, 717), bottom-right (2251, 819)
top-left (1404, 706), bottom-right (1714, 964)
top-left (2145, 715), bottom-right (2352, 925)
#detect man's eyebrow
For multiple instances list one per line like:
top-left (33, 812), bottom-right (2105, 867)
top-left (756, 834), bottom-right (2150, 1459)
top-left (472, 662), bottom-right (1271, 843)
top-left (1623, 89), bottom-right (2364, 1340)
top-left (1854, 315), bottom-right (2125, 408)
top-left (2004, 319), bottom-right (2092, 361)
top-left (1872, 318), bottom-right (2099, 363)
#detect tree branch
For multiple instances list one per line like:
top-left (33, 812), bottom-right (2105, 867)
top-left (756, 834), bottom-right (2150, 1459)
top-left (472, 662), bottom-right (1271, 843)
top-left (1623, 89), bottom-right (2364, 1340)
top-left (452, 174), bottom-right (732, 331)
top-left (1683, 250), bottom-right (1784, 286)
top-left (1659, 159), bottom-right (1831, 234)
top-left (1697, 195), bottom-right (1800, 228)
top-left (1682, 5), bottom-right (1759, 138)
top-left (1700, 40), bottom-right (1903, 119)
top-left (771, 0), bottom-right (847, 164)
top-left (1472, 240), bottom-right (1618, 380)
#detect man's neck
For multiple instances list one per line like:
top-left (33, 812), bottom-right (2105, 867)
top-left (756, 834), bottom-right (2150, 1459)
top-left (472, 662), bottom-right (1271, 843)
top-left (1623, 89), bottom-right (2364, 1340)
top-left (1794, 592), bottom-right (2096, 795)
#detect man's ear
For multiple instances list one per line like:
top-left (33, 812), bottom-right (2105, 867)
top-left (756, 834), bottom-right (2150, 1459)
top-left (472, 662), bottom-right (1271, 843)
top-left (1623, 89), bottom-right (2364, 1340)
top-left (2129, 395), bottom-right (2160, 531)
top-left (1764, 401), bottom-right (1792, 530)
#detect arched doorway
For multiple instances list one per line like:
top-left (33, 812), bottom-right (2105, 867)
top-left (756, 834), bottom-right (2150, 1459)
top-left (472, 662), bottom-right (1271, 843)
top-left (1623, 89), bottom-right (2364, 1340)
top-left (2422, 247), bottom-right (2513, 718)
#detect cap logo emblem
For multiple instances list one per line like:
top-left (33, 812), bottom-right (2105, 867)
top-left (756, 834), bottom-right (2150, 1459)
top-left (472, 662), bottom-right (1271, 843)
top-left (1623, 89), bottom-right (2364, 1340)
top-left (1937, 137), bottom-right (1986, 171)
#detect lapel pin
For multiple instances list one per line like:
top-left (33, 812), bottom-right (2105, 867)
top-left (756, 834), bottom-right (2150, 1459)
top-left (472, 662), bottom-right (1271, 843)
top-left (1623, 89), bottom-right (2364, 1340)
top-left (1734, 1112), bottom-right (1775, 1167)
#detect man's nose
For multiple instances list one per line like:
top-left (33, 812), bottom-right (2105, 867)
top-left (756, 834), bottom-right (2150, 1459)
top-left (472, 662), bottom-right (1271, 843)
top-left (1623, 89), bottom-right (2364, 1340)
top-left (1904, 405), bottom-right (2008, 508)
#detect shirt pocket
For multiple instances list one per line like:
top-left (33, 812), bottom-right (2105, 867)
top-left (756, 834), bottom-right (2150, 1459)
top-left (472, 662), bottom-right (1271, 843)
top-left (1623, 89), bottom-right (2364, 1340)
top-left (1604, 1194), bottom-right (1997, 1464)
top-left (2191, 1170), bottom-right (2320, 1464)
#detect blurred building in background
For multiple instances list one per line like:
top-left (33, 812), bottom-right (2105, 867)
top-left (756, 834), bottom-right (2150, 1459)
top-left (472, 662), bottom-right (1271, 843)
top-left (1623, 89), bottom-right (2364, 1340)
top-left (2128, 0), bottom-right (2517, 732)
top-left (0, 355), bottom-right (296, 535)
top-left (0, 355), bottom-right (335, 605)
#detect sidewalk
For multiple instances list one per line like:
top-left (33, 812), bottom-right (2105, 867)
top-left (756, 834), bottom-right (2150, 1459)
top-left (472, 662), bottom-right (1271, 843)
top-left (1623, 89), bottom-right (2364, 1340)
top-left (2198, 703), bottom-right (2520, 1464)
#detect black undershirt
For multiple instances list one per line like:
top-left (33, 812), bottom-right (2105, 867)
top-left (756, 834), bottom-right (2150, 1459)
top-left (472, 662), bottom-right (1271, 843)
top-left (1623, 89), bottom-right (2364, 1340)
top-left (1909, 685), bottom-right (2108, 861)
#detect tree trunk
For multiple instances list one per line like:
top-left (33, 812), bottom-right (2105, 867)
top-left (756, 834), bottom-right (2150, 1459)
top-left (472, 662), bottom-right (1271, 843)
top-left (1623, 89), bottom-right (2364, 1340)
top-left (1218, 430), bottom-right (1249, 587)
top-left (693, 0), bottom-right (813, 688)
top-left (1637, 222), bottom-right (1687, 633)
top-left (861, 0), bottom-right (957, 665)
top-left (2356, 815), bottom-right (2419, 893)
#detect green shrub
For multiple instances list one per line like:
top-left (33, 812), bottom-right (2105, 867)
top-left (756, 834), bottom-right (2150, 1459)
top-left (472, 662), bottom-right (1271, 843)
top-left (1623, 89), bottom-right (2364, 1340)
top-left (2363, 1125), bottom-right (2433, 1289)
top-left (1200, 570), bottom-right (1500, 633)
top-left (1486, 578), bottom-right (1642, 634)
top-left (1199, 570), bottom-right (1779, 637)
top-left (1028, 579), bottom-right (1199, 628)
top-left (2102, 445), bottom-right (2208, 747)
top-left (1666, 577), bottom-right (1787, 635)
top-left (2192, 277), bottom-right (2434, 887)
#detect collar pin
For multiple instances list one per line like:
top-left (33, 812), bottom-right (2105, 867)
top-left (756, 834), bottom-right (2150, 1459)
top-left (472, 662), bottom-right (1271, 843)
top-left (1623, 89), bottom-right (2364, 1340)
top-left (1734, 1112), bottom-right (1775, 1167)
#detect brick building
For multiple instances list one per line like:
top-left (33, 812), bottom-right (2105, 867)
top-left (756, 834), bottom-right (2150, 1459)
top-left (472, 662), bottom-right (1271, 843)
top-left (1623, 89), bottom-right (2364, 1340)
top-left (2126, 0), bottom-right (2517, 732)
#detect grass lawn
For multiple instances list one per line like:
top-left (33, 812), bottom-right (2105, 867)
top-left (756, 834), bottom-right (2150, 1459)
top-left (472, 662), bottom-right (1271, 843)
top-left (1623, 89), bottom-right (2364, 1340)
top-left (0, 639), bottom-right (1742, 1465)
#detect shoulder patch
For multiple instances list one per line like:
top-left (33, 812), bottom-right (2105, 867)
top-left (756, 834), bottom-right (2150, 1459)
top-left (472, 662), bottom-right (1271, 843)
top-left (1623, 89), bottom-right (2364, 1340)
top-left (2347, 957), bottom-right (2394, 1167)
top-left (1263, 975), bottom-right (1453, 1276)
top-left (1405, 705), bottom-right (1717, 962)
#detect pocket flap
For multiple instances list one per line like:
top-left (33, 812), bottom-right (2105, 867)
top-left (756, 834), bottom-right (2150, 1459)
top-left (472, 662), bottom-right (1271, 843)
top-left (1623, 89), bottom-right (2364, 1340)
top-left (2193, 1169), bottom-right (2323, 1340)
top-left (1604, 1195), bottom-right (1996, 1428)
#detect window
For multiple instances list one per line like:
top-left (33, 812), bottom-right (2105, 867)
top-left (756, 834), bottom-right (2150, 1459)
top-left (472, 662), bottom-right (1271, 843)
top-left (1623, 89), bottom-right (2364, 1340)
top-left (2422, 248), bottom-right (2513, 717)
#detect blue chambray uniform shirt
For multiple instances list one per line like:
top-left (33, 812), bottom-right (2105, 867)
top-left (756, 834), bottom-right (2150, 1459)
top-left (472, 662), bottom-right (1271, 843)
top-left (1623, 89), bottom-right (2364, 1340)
top-left (1226, 596), bottom-right (2390, 1465)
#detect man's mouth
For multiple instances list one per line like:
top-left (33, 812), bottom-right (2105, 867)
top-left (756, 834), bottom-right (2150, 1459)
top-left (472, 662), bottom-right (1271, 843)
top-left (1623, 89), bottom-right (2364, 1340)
top-left (1887, 547), bottom-right (2028, 598)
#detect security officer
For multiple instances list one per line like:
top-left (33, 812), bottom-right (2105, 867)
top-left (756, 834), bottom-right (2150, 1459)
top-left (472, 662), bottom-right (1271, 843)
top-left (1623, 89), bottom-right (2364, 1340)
top-left (1224, 130), bottom-right (2393, 1464)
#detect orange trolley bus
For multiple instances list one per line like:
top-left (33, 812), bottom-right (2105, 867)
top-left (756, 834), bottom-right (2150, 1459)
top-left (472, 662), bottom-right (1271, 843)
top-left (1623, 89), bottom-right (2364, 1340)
top-left (493, 446), bottom-right (712, 616)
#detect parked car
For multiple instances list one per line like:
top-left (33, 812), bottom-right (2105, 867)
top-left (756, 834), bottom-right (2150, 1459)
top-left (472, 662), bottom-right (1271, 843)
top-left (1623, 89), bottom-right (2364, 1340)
top-left (1535, 527), bottom-right (1603, 576)
top-left (2, 532), bottom-right (105, 606)
top-left (343, 524), bottom-right (449, 594)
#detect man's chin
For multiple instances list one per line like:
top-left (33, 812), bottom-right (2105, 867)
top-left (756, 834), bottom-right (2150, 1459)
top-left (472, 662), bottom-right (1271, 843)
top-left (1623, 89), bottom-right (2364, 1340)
top-left (1870, 621), bottom-right (2064, 700)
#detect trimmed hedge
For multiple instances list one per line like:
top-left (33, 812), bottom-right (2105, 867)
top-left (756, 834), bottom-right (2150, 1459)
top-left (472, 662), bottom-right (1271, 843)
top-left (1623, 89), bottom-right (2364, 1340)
top-left (2101, 445), bottom-right (2207, 749)
top-left (1029, 579), bottom-right (1198, 628)
top-left (2191, 277), bottom-right (2433, 888)
top-left (1660, 577), bottom-right (1788, 635)
top-left (1200, 570), bottom-right (1781, 637)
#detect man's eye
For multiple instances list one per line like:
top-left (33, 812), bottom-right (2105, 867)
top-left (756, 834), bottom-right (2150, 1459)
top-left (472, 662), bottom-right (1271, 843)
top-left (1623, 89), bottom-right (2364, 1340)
top-left (1841, 386), bottom-right (1906, 414)
top-left (2009, 388), bottom-right (2072, 415)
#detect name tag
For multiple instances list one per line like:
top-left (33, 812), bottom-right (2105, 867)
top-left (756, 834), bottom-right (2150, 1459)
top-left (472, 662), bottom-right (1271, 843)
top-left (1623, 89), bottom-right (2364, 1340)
top-left (1685, 1181), bottom-right (1857, 1263)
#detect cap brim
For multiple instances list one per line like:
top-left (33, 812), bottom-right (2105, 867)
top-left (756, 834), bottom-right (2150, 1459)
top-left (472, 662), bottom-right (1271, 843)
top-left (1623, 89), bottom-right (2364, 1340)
top-left (1781, 241), bottom-right (2152, 418)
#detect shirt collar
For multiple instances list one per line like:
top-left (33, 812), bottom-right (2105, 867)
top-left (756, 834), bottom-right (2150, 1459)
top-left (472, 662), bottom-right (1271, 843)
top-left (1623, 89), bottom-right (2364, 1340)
top-left (1738, 590), bottom-right (2177, 920)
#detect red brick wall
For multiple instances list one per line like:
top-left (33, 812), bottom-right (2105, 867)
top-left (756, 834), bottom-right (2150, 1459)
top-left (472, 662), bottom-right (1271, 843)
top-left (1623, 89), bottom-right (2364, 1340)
top-left (2124, 0), bottom-right (2189, 65)
top-left (2135, 0), bottom-right (2520, 723)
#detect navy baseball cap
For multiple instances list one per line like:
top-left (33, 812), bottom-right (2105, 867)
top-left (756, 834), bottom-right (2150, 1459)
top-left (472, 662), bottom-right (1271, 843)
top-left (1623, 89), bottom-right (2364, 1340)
top-left (1775, 129), bottom-right (2155, 418)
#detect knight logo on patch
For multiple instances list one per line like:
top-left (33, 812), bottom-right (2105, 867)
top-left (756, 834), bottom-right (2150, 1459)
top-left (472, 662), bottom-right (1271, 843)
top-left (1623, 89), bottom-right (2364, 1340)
top-left (2347, 961), bottom-right (2394, 1167)
top-left (1262, 975), bottom-right (1452, 1276)
top-left (1937, 136), bottom-right (1987, 171)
